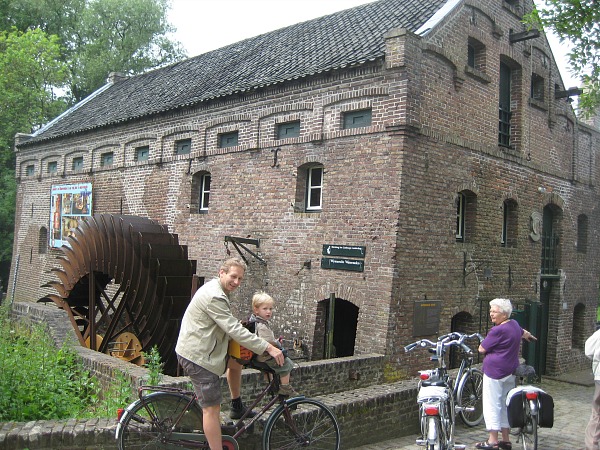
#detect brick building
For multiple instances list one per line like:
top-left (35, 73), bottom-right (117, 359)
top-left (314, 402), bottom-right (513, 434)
top-left (8, 0), bottom-right (600, 376)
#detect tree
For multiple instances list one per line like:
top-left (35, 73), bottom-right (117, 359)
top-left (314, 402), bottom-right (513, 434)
top-left (0, 0), bottom-right (185, 290)
top-left (528, 0), bottom-right (600, 116)
top-left (0, 28), bottom-right (70, 286)
top-left (0, 0), bottom-right (186, 102)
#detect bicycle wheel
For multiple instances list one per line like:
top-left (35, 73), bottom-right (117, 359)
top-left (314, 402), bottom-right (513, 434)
top-left (520, 413), bottom-right (538, 450)
top-left (262, 398), bottom-right (341, 449)
top-left (456, 368), bottom-right (484, 427)
top-left (116, 391), bottom-right (204, 449)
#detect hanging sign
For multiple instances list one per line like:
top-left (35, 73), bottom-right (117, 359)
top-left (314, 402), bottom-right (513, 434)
top-left (322, 244), bottom-right (366, 258)
top-left (321, 257), bottom-right (364, 272)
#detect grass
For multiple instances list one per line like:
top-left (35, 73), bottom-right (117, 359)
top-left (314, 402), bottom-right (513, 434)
top-left (0, 303), bottom-right (135, 422)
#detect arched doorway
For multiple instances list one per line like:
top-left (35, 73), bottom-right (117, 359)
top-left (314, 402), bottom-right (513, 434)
top-left (313, 295), bottom-right (359, 359)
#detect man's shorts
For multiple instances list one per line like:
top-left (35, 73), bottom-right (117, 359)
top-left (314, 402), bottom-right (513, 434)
top-left (177, 355), bottom-right (221, 408)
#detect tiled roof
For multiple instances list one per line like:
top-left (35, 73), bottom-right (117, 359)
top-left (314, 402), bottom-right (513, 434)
top-left (26, 0), bottom-right (447, 144)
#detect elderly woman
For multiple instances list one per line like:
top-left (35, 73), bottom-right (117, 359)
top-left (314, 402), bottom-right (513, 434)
top-left (476, 298), bottom-right (536, 450)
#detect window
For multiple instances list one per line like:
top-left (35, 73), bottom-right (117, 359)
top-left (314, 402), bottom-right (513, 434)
top-left (306, 166), bottom-right (323, 211)
top-left (38, 227), bottom-right (48, 254)
top-left (199, 174), bottom-right (211, 212)
top-left (26, 165), bottom-right (35, 176)
top-left (530, 74), bottom-right (545, 101)
top-left (175, 139), bottom-right (191, 155)
top-left (191, 171), bottom-right (211, 213)
top-left (456, 191), bottom-right (477, 242)
top-left (135, 145), bottom-right (150, 161)
top-left (218, 131), bottom-right (239, 148)
top-left (467, 38), bottom-right (486, 72)
top-left (577, 214), bottom-right (588, 253)
top-left (100, 152), bottom-right (114, 167)
top-left (343, 109), bottom-right (372, 129)
top-left (277, 120), bottom-right (300, 139)
top-left (456, 193), bottom-right (466, 241)
top-left (498, 62), bottom-right (512, 147)
top-left (72, 157), bottom-right (83, 171)
top-left (502, 199), bottom-right (518, 248)
top-left (47, 161), bottom-right (58, 174)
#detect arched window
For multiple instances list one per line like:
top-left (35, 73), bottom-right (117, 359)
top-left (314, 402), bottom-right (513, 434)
top-left (295, 163), bottom-right (324, 212)
top-left (38, 227), bottom-right (48, 254)
top-left (456, 190), bottom-right (477, 243)
top-left (577, 214), bottom-right (588, 254)
top-left (502, 199), bottom-right (518, 248)
top-left (191, 171), bottom-right (211, 214)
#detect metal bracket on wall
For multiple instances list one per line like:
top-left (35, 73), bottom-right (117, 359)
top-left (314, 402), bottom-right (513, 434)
top-left (224, 236), bottom-right (266, 265)
top-left (463, 252), bottom-right (491, 286)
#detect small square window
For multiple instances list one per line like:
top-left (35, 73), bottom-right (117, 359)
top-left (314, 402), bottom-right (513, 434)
top-left (218, 131), bottom-right (239, 148)
top-left (47, 161), bottom-right (58, 174)
top-left (343, 109), bottom-right (372, 129)
top-left (277, 120), bottom-right (300, 139)
top-left (101, 152), bottom-right (114, 167)
top-left (72, 157), bottom-right (83, 171)
top-left (135, 145), bottom-right (150, 161)
top-left (26, 165), bottom-right (35, 176)
top-left (531, 74), bottom-right (545, 101)
top-left (175, 139), bottom-right (191, 155)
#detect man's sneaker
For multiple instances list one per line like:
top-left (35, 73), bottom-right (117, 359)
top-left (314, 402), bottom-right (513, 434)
top-left (278, 384), bottom-right (299, 397)
top-left (229, 402), bottom-right (257, 420)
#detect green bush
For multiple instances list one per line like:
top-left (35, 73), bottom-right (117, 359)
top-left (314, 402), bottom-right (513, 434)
top-left (0, 304), bottom-right (134, 421)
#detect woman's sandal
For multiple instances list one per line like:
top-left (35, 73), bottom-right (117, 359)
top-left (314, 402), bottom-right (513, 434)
top-left (475, 441), bottom-right (499, 450)
top-left (498, 441), bottom-right (512, 450)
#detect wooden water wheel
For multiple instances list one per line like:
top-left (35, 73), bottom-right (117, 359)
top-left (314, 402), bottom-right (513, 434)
top-left (41, 214), bottom-right (197, 376)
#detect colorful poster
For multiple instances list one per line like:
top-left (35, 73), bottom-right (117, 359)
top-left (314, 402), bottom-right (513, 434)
top-left (49, 183), bottom-right (93, 248)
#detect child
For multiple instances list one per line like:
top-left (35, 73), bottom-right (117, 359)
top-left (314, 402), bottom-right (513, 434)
top-left (251, 291), bottom-right (297, 396)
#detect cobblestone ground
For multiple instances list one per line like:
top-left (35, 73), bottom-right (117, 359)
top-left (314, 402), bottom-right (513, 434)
top-left (350, 377), bottom-right (593, 450)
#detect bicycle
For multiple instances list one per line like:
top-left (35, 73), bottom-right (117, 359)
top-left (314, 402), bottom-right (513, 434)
top-left (114, 360), bottom-right (341, 449)
top-left (507, 364), bottom-right (553, 450)
top-left (404, 332), bottom-right (484, 450)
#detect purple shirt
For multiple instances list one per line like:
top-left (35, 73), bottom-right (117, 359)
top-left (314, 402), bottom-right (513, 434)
top-left (481, 319), bottom-right (523, 379)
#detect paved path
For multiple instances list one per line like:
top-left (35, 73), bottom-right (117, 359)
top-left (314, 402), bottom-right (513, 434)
top-left (350, 372), bottom-right (594, 450)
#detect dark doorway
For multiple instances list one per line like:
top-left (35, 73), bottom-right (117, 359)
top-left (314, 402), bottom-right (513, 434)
top-left (320, 297), bottom-right (359, 358)
top-left (450, 311), bottom-right (477, 369)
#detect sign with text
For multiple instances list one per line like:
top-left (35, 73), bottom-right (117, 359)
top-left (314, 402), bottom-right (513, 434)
top-left (49, 183), bottom-right (93, 248)
top-left (412, 300), bottom-right (441, 337)
top-left (321, 257), bottom-right (364, 272)
top-left (322, 244), bottom-right (366, 258)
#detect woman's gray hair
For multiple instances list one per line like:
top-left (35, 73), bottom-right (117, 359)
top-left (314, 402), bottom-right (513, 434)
top-left (489, 298), bottom-right (513, 317)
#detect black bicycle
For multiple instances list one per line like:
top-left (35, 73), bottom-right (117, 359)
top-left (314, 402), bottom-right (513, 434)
top-left (115, 361), bottom-right (341, 449)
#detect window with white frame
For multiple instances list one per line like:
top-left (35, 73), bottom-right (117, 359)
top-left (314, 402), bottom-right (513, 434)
top-left (191, 171), bottom-right (211, 214)
top-left (306, 166), bottom-right (323, 211)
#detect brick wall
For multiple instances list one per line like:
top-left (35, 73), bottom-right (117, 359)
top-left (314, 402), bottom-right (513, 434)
top-left (8, 0), bottom-right (600, 379)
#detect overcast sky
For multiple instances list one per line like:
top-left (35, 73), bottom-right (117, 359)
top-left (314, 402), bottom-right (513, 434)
top-left (167, 0), bottom-right (578, 89)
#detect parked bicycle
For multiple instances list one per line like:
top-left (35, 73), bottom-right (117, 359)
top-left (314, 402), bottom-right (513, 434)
top-left (404, 332), bottom-right (484, 450)
top-left (506, 364), bottom-right (554, 450)
top-left (115, 360), bottom-right (341, 449)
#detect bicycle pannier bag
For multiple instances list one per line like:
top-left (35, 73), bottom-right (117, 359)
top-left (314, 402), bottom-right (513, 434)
top-left (507, 392), bottom-right (525, 428)
top-left (538, 391), bottom-right (554, 428)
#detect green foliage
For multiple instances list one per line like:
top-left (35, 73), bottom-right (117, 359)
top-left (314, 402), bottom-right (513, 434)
top-left (0, 304), bottom-right (134, 421)
top-left (0, 0), bottom-right (186, 288)
top-left (524, 1), bottom-right (600, 116)
top-left (143, 345), bottom-right (165, 386)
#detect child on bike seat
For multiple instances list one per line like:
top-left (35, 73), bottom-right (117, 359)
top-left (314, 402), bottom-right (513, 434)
top-left (251, 291), bottom-right (297, 397)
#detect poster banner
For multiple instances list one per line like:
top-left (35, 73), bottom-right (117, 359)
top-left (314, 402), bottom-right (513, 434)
top-left (49, 183), bottom-right (93, 248)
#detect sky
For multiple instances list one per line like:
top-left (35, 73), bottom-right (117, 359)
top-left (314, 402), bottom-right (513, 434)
top-left (167, 0), bottom-right (579, 89)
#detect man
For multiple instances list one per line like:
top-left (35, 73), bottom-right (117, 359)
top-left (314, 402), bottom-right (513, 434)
top-left (585, 328), bottom-right (600, 450)
top-left (176, 257), bottom-right (284, 450)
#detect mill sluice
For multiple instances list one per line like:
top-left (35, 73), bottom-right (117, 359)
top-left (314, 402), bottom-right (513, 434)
top-left (40, 214), bottom-right (197, 376)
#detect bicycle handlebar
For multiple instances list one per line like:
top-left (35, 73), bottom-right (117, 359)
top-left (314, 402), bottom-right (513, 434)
top-left (404, 332), bottom-right (482, 354)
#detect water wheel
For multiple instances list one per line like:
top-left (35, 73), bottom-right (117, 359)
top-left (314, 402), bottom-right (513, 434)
top-left (41, 214), bottom-right (197, 376)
